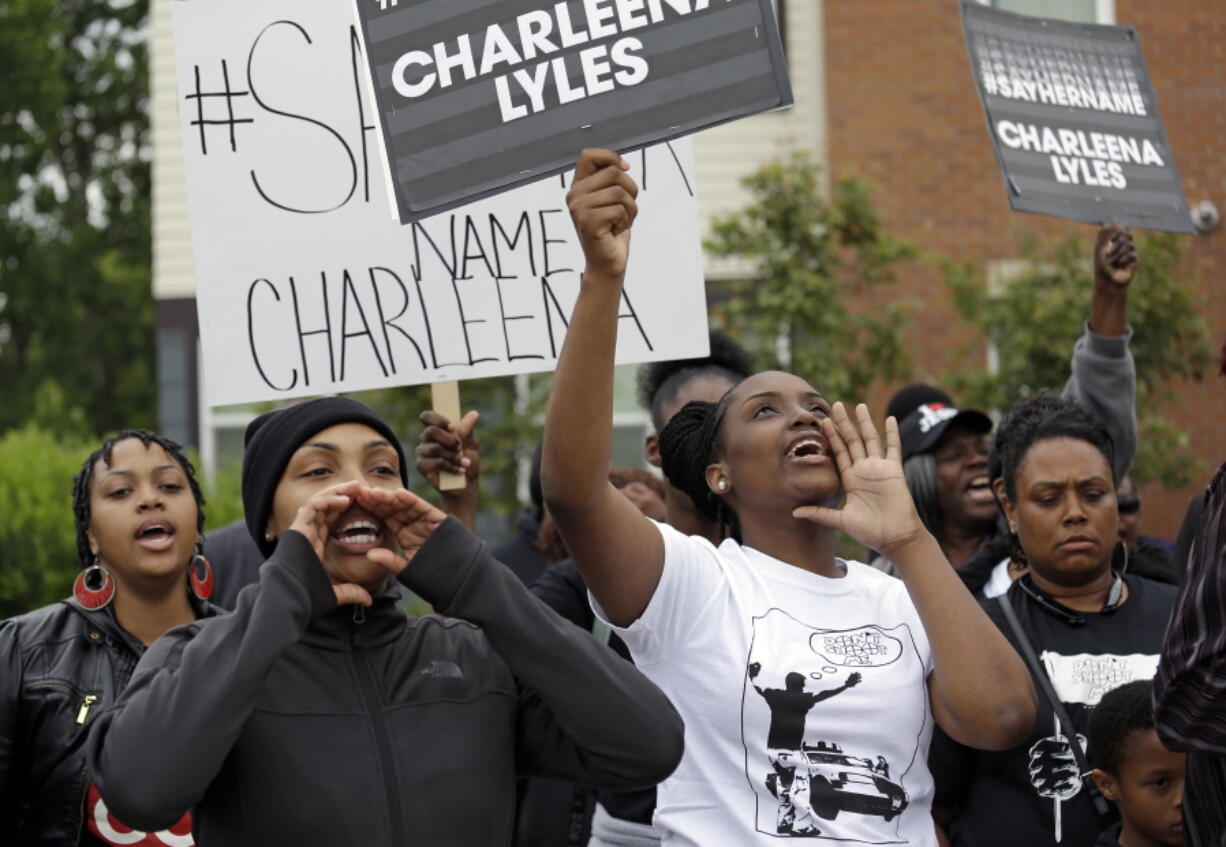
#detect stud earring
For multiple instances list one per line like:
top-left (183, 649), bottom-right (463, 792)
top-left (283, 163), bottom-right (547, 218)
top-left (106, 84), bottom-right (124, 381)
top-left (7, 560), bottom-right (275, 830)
top-left (716, 480), bottom-right (728, 492)
top-left (265, 531), bottom-right (275, 543)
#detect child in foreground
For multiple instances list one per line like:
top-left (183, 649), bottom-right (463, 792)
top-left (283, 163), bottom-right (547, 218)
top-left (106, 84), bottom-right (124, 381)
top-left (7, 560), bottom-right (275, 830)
top-left (1089, 679), bottom-right (1186, 847)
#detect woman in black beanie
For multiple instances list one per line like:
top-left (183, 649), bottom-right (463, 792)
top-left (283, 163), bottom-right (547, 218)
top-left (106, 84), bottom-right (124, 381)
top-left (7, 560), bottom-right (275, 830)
top-left (87, 397), bottom-right (684, 846)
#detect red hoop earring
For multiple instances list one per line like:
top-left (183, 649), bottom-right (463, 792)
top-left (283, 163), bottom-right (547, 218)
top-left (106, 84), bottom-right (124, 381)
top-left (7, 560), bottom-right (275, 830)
top-left (189, 554), bottom-right (215, 601)
top-left (74, 563), bottom-right (116, 610)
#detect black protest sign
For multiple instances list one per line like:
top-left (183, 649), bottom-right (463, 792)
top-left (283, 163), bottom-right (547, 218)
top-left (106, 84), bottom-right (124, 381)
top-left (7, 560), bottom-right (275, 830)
top-left (962, 2), bottom-right (1192, 233)
top-left (354, 0), bottom-right (791, 222)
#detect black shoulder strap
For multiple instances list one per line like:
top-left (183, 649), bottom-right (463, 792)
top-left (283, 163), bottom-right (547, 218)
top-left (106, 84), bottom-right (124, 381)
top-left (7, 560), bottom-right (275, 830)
top-left (996, 592), bottom-right (1112, 817)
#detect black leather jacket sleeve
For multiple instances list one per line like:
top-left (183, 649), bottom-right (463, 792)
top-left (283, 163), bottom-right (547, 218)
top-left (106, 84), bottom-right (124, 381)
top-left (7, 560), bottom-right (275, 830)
top-left (402, 518), bottom-right (684, 789)
top-left (0, 621), bottom-right (22, 827)
top-left (85, 531), bottom-right (335, 831)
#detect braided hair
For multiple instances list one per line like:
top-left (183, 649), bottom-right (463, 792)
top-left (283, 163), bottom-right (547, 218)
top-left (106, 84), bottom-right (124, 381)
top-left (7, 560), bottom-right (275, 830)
top-left (658, 393), bottom-right (739, 537)
top-left (72, 430), bottom-right (207, 569)
top-left (636, 331), bottom-right (754, 430)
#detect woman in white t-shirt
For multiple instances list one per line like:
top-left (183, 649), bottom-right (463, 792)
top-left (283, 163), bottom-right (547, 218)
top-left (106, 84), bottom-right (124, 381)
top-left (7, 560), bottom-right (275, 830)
top-left (542, 149), bottom-right (1038, 847)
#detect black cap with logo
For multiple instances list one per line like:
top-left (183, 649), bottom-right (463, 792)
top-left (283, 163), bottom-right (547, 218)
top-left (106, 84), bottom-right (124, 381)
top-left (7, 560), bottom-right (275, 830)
top-left (899, 403), bottom-right (993, 460)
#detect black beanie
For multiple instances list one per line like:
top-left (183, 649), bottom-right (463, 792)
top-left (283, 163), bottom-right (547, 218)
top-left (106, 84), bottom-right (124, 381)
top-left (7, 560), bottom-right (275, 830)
top-left (241, 397), bottom-right (409, 556)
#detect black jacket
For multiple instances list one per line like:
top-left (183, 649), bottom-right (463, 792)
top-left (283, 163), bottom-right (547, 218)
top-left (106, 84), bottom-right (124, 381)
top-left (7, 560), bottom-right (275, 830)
top-left (0, 594), bottom-right (219, 845)
top-left (87, 518), bottom-right (684, 846)
top-left (1095, 823), bottom-right (1122, 846)
top-left (201, 517), bottom-right (266, 610)
top-left (490, 506), bottom-right (548, 586)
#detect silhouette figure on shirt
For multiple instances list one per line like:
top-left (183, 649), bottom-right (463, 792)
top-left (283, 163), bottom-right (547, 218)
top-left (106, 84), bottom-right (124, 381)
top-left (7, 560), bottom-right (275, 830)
top-left (749, 662), bottom-right (862, 835)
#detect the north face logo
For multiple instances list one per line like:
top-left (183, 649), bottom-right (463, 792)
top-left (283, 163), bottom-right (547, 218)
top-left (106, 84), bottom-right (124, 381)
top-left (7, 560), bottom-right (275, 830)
top-left (916, 403), bottom-right (958, 434)
top-left (421, 660), bottom-right (465, 679)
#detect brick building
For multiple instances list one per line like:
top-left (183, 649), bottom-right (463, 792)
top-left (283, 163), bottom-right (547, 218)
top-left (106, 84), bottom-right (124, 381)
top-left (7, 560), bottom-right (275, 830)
top-left (150, 0), bottom-right (1219, 535)
top-left (823, 0), bottom-right (1224, 538)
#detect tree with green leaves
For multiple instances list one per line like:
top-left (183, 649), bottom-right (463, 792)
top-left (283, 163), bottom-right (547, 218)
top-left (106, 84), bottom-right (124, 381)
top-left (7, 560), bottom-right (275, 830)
top-left (704, 150), bottom-right (916, 402)
top-left (0, 0), bottom-right (154, 439)
top-left (941, 229), bottom-right (1212, 488)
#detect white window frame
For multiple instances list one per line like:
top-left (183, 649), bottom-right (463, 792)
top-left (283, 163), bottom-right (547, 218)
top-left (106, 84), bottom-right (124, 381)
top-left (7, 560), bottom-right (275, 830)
top-left (974, 0), bottom-right (1115, 25)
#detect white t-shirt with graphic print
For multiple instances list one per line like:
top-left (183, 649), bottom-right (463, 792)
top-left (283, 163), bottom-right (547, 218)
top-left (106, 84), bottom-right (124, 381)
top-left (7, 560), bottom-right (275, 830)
top-left (593, 521), bottom-right (936, 847)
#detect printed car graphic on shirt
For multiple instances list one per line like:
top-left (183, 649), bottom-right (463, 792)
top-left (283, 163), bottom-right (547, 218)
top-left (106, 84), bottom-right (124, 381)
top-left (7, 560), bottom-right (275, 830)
top-left (765, 741), bottom-right (910, 824)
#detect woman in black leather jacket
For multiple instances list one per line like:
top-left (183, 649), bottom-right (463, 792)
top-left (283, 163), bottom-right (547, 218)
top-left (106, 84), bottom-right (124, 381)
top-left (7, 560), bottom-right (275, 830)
top-left (0, 429), bottom-right (219, 846)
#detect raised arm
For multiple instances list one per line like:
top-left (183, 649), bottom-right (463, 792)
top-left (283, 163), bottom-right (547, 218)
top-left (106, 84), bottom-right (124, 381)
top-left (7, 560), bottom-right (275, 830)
top-left (794, 403), bottom-right (1037, 750)
top-left (1063, 224), bottom-right (1137, 480)
top-left (540, 148), bottom-right (663, 627)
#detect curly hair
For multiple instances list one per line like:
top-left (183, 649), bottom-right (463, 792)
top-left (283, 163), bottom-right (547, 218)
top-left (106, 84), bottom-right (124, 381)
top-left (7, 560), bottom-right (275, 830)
top-left (989, 393), bottom-right (1116, 502)
top-left (635, 330), bottom-right (753, 430)
top-left (72, 430), bottom-right (206, 569)
top-left (1087, 679), bottom-right (1155, 775)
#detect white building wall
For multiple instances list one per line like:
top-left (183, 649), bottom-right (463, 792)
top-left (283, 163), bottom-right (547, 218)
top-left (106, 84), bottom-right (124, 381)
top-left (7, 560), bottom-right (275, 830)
top-left (150, 0), bottom-right (196, 300)
top-left (692, 0), bottom-right (827, 278)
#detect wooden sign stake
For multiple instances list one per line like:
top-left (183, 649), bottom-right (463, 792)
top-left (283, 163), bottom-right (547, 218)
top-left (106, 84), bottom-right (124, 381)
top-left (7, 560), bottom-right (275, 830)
top-left (430, 381), bottom-right (467, 491)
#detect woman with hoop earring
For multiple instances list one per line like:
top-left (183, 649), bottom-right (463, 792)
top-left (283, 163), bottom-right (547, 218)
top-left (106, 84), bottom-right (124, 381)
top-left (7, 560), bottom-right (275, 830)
top-left (0, 429), bottom-right (219, 846)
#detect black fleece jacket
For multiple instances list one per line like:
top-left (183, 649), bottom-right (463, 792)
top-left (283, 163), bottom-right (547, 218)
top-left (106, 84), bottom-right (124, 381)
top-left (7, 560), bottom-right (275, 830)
top-left (86, 517), bottom-right (684, 846)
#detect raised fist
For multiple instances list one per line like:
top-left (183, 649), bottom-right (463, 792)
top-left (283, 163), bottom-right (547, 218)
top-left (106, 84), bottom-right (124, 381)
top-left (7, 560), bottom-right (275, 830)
top-left (1094, 223), bottom-right (1138, 288)
top-left (1027, 734), bottom-right (1086, 801)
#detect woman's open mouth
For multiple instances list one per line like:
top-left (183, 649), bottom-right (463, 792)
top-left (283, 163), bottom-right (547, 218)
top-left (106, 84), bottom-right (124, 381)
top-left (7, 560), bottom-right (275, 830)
top-left (134, 519), bottom-right (177, 552)
top-left (329, 515), bottom-right (386, 555)
top-left (965, 475), bottom-right (995, 504)
top-left (785, 433), bottom-right (831, 466)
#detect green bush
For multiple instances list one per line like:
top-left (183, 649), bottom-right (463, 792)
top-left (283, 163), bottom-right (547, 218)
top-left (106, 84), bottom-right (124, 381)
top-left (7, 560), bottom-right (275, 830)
top-left (0, 426), bottom-right (94, 618)
top-left (200, 460), bottom-right (245, 534)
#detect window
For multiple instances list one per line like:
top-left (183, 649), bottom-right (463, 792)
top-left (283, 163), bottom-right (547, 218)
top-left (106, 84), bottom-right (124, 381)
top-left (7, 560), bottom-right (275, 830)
top-left (985, 0), bottom-right (1113, 25)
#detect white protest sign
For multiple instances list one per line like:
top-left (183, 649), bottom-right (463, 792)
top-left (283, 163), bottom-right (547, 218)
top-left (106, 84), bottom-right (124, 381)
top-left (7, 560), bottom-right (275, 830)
top-left (171, 0), bottom-right (708, 407)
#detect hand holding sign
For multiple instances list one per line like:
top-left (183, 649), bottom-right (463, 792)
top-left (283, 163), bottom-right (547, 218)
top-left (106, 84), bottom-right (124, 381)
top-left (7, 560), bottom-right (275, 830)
top-left (415, 409), bottom-right (480, 530)
top-left (1094, 224), bottom-right (1138, 289)
top-left (416, 410), bottom-right (480, 489)
top-left (567, 148), bottom-right (639, 281)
